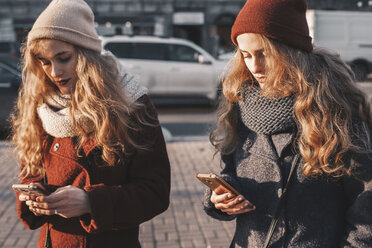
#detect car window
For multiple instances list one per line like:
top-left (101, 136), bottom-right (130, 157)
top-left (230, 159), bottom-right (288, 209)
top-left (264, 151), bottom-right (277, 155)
top-left (104, 42), bottom-right (167, 61)
top-left (0, 65), bottom-right (12, 76)
top-left (133, 43), bottom-right (166, 60)
top-left (168, 44), bottom-right (201, 63)
top-left (0, 65), bottom-right (15, 87)
top-left (104, 42), bottom-right (132, 59)
top-left (0, 42), bottom-right (12, 53)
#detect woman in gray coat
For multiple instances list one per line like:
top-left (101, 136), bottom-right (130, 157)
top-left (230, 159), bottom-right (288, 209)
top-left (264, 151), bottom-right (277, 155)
top-left (203, 0), bottom-right (372, 247)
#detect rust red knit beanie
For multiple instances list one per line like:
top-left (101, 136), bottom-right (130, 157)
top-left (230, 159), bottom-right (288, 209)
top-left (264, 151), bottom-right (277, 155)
top-left (231, 0), bottom-right (313, 52)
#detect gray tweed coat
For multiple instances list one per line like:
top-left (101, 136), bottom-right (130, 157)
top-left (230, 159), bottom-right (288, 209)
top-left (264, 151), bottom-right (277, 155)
top-left (204, 120), bottom-right (372, 248)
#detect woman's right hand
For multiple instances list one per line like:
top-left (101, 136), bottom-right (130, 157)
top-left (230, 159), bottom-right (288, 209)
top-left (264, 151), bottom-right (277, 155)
top-left (19, 194), bottom-right (44, 216)
top-left (210, 191), bottom-right (255, 215)
top-left (19, 184), bottom-right (91, 218)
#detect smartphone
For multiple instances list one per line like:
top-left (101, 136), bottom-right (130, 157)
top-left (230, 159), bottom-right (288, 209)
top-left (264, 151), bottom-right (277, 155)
top-left (12, 184), bottom-right (49, 196)
top-left (196, 173), bottom-right (240, 196)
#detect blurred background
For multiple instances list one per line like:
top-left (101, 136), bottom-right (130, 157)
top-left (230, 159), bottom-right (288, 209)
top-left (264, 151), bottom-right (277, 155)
top-left (1, 1), bottom-right (372, 247)
top-left (1, 0), bottom-right (372, 140)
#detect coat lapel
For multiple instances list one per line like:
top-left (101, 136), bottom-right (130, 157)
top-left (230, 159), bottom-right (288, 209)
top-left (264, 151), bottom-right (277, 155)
top-left (271, 132), bottom-right (295, 158)
top-left (243, 131), bottom-right (294, 163)
top-left (244, 132), bottom-right (278, 163)
top-left (81, 136), bottom-right (98, 156)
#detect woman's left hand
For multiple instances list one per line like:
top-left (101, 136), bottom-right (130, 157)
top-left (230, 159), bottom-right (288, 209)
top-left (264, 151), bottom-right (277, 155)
top-left (25, 185), bottom-right (92, 218)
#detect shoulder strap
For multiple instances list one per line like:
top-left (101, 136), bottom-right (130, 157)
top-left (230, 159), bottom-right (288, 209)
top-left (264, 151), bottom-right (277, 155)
top-left (263, 154), bottom-right (300, 248)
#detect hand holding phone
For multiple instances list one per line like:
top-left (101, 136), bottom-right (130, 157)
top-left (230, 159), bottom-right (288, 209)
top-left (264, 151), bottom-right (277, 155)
top-left (12, 183), bottom-right (49, 196)
top-left (196, 173), bottom-right (240, 196)
top-left (197, 173), bottom-right (255, 214)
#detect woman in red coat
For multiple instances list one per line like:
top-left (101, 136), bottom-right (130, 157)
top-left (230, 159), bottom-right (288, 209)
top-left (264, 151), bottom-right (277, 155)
top-left (11, 0), bottom-right (170, 247)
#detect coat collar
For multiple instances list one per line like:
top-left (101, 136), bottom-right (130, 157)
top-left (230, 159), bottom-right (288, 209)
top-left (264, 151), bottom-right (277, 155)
top-left (46, 135), bottom-right (98, 158)
top-left (243, 132), bottom-right (278, 162)
top-left (272, 132), bottom-right (296, 158)
top-left (243, 130), bottom-right (295, 163)
top-left (81, 136), bottom-right (98, 156)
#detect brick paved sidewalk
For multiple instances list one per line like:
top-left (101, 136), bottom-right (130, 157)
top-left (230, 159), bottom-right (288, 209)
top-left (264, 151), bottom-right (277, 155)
top-left (0, 140), bottom-right (235, 248)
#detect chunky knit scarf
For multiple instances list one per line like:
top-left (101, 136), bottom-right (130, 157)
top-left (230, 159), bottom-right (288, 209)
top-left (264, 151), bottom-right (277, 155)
top-left (37, 93), bottom-right (76, 138)
top-left (238, 85), bottom-right (296, 135)
top-left (37, 62), bottom-right (148, 138)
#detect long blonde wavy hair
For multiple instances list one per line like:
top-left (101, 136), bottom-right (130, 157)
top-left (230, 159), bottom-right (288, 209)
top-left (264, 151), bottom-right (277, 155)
top-left (211, 34), bottom-right (372, 177)
top-left (12, 39), bottom-right (153, 179)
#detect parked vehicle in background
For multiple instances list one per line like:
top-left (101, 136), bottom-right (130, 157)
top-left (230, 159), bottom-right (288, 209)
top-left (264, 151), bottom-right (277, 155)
top-left (0, 41), bottom-right (16, 57)
top-left (101, 36), bottom-right (227, 103)
top-left (306, 10), bottom-right (372, 81)
top-left (0, 41), bottom-right (19, 67)
top-left (0, 61), bottom-right (21, 128)
top-left (218, 51), bottom-right (235, 61)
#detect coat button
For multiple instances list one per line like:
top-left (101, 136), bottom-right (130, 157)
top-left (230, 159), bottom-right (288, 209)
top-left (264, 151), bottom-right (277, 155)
top-left (53, 143), bottom-right (60, 151)
top-left (243, 140), bottom-right (252, 150)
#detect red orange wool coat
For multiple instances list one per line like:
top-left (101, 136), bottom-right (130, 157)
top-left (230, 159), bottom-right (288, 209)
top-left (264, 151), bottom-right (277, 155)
top-left (15, 95), bottom-right (171, 248)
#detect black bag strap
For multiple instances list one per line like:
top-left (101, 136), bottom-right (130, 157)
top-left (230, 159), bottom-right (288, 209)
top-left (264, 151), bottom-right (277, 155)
top-left (263, 154), bottom-right (300, 248)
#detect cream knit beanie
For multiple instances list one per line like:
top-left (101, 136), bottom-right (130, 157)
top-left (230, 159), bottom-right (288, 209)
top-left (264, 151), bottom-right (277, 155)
top-left (27, 0), bottom-right (101, 53)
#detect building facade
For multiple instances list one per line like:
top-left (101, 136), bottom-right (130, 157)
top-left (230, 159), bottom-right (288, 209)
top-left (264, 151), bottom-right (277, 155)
top-left (0, 0), bottom-right (371, 57)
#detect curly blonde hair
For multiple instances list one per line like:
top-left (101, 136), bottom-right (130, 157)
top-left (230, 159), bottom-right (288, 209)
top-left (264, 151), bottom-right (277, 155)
top-left (12, 39), bottom-right (153, 179)
top-left (211, 34), bottom-right (372, 177)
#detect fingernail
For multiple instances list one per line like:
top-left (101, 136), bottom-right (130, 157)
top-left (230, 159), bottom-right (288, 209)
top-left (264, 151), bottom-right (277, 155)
top-left (227, 193), bottom-right (232, 198)
top-left (238, 197), bottom-right (243, 201)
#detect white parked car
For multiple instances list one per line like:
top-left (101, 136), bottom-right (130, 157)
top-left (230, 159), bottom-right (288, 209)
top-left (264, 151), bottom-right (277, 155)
top-left (100, 36), bottom-right (227, 103)
top-left (218, 51), bottom-right (236, 61)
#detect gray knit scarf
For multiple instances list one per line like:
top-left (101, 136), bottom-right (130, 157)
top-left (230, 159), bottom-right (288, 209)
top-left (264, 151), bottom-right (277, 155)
top-left (238, 85), bottom-right (296, 135)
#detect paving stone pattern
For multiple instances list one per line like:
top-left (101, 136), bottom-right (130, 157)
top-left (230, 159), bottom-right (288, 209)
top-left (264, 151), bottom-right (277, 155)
top-left (0, 141), bottom-right (235, 248)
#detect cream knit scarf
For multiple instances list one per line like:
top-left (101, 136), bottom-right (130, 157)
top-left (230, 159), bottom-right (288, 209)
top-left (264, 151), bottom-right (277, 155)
top-left (37, 62), bottom-right (148, 138)
top-left (37, 93), bottom-right (76, 138)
